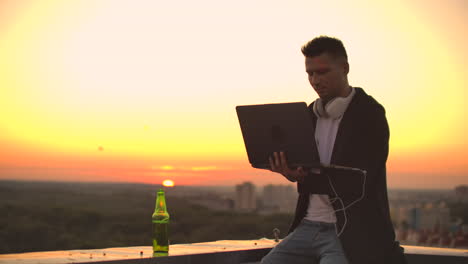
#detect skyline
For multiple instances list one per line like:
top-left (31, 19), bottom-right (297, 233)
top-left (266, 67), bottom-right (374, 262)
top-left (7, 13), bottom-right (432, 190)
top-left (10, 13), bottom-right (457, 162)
top-left (0, 0), bottom-right (467, 188)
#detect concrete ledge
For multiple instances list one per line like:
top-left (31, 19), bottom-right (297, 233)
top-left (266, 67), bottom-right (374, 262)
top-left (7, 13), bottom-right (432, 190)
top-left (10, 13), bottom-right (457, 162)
top-left (79, 248), bottom-right (270, 264)
top-left (404, 245), bottom-right (468, 264)
top-left (1, 240), bottom-right (467, 264)
top-left (0, 240), bottom-right (275, 264)
top-left (77, 245), bottom-right (468, 264)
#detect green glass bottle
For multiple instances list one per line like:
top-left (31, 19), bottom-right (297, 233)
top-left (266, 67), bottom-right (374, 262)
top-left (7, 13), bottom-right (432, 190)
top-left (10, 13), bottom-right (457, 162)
top-left (152, 188), bottom-right (169, 257)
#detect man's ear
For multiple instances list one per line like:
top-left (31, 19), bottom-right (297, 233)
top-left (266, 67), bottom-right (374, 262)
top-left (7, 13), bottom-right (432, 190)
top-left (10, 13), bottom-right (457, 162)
top-left (343, 61), bottom-right (349, 75)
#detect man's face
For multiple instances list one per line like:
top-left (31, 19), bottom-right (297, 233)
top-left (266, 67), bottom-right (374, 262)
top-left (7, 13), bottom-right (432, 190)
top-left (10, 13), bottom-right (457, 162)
top-left (305, 53), bottom-right (349, 101)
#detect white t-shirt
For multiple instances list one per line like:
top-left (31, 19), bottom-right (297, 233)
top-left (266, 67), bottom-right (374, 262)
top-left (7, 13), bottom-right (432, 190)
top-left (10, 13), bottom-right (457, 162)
top-left (304, 87), bottom-right (356, 223)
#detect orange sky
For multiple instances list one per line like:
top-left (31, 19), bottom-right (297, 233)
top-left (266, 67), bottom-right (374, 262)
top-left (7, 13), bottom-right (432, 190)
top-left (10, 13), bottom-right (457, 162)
top-left (0, 0), bottom-right (466, 188)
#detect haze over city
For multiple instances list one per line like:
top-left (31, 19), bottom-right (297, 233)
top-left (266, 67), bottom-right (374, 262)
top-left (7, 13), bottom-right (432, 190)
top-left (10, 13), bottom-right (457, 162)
top-left (0, 0), bottom-right (466, 188)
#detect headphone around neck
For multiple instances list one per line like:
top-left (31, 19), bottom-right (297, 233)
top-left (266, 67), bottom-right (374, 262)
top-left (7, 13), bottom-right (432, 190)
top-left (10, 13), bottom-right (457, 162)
top-left (312, 87), bottom-right (355, 119)
top-left (312, 97), bottom-right (348, 119)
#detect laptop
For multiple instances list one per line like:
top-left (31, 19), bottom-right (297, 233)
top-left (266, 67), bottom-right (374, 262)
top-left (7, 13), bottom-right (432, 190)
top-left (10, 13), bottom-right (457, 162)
top-left (236, 102), bottom-right (321, 170)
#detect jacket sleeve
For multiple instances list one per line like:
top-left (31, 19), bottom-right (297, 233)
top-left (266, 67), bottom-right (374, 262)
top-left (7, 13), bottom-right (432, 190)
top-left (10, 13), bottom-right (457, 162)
top-left (297, 167), bottom-right (366, 198)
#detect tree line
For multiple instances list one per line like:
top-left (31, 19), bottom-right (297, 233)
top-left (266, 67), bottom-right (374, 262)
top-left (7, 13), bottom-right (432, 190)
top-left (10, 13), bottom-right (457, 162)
top-left (0, 181), bottom-right (292, 254)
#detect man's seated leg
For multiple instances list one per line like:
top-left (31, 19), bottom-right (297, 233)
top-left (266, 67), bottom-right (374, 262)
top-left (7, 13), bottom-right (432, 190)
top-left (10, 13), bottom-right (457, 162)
top-left (315, 226), bottom-right (348, 264)
top-left (261, 220), bottom-right (348, 264)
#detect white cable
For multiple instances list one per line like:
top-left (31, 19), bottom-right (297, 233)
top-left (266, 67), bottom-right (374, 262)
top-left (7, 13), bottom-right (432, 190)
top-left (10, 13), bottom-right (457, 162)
top-left (327, 175), bottom-right (347, 237)
top-left (333, 171), bottom-right (367, 212)
top-left (335, 198), bottom-right (347, 237)
top-left (326, 169), bottom-right (367, 237)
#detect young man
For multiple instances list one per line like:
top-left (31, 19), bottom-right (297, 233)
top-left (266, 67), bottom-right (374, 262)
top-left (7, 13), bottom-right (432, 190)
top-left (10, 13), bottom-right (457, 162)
top-left (261, 36), bottom-right (406, 264)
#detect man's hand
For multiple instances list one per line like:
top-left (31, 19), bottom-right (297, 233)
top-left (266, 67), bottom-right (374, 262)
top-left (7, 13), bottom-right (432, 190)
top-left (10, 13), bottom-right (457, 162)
top-left (268, 151), bottom-right (307, 182)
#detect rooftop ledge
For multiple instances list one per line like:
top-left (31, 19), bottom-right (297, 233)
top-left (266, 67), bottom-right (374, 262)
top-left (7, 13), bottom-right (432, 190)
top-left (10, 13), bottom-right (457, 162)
top-left (1, 239), bottom-right (467, 264)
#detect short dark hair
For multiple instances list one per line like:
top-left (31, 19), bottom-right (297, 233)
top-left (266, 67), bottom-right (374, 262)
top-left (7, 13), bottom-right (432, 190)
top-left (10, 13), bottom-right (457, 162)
top-left (301, 36), bottom-right (348, 61)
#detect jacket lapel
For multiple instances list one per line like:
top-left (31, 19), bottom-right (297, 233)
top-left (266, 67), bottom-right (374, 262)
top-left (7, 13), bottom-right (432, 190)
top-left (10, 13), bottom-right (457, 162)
top-left (331, 88), bottom-right (363, 164)
top-left (307, 104), bottom-right (320, 164)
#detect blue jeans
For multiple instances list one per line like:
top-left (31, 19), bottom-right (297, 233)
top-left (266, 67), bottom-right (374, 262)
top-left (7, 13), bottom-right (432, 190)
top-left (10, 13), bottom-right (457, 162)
top-left (261, 219), bottom-right (349, 264)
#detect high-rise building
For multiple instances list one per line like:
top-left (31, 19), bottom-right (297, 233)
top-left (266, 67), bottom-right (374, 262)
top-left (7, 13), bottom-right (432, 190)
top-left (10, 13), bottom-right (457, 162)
top-left (235, 182), bottom-right (257, 212)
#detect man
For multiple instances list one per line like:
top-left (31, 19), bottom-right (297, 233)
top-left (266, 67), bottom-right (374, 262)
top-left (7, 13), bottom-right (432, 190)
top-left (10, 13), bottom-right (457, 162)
top-left (261, 36), bottom-right (406, 264)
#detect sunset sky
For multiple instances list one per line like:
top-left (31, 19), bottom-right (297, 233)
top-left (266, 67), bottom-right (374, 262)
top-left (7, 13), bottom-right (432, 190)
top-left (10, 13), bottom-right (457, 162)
top-left (0, 0), bottom-right (466, 188)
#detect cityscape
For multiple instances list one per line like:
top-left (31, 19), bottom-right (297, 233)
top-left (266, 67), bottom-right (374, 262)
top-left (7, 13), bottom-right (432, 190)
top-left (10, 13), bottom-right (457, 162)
top-left (166, 182), bottom-right (468, 249)
top-left (1, 179), bottom-right (467, 256)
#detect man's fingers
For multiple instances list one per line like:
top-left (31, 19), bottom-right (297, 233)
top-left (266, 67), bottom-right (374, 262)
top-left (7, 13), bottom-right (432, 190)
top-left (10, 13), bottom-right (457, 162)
top-left (295, 166), bottom-right (306, 182)
top-left (274, 152), bottom-right (280, 169)
top-left (269, 156), bottom-right (277, 172)
top-left (280, 151), bottom-right (287, 163)
top-left (297, 166), bottom-right (305, 174)
top-left (271, 152), bottom-right (297, 181)
top-left (280, 152), bottom-right (289, 171)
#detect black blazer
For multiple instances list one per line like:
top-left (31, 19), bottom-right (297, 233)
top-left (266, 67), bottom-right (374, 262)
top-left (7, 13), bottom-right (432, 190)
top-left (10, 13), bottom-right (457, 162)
top-left (288, 87), bottom-right (406, 264)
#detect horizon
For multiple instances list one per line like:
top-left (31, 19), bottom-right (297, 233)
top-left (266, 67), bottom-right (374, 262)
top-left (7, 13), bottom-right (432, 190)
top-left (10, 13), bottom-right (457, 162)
top-left (0, 178), bottom-right (464, 191)
top-left (1, 1), bottom-right (467, 189)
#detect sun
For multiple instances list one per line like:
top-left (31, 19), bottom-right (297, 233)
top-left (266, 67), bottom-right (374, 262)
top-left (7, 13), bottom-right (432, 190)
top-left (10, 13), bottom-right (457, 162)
top-left (162, 180), bottom-right (175, 187)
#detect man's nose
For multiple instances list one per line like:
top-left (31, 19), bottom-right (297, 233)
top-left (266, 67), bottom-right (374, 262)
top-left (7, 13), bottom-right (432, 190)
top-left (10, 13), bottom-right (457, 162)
top-left (310, 74), bottom-right (320, 85)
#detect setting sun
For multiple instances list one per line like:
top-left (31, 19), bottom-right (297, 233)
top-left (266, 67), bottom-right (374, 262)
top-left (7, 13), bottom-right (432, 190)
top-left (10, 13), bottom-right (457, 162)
top-left (162, 180), bottom-right (175, 187)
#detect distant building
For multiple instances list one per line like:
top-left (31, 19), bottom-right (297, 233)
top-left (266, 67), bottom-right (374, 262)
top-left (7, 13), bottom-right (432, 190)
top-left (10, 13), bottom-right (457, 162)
top-left (455, 185), bottom-right (468, 202)
top-left (390, 205), bottom-right (409, 227)
top-left (235, 182), bottom-right (257, 212)
top-left (261, 184), bottom-right (297, 214)
top-left (394, 202), bottom-right (451, 231)
top-left (421, 202), bottom-right (451, 231)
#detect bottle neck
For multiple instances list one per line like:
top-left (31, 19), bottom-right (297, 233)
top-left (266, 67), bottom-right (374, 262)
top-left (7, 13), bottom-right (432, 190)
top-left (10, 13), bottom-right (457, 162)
top-left (155, 190), bottom-right (167, 212)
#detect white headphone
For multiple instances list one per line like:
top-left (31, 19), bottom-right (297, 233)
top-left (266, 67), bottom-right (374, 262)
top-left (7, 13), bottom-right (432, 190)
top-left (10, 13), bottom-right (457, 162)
top-left (312, 97), bottom-right (348, 119)
top-left (312, 87), bottom-right (355, 119)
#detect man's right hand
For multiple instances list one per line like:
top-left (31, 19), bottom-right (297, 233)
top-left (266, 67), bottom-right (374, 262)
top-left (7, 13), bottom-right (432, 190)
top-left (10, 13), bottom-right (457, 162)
top-left (268, 151), bottom-right (307, 183)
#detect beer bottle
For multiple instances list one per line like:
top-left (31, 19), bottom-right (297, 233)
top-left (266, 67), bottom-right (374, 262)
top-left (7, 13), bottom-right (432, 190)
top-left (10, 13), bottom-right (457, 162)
top-left (152, 188), bottom-right (169, 257)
